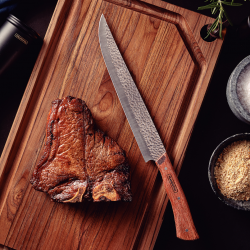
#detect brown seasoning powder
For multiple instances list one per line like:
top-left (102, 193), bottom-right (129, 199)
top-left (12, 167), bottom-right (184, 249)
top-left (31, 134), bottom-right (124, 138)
top-left (214, 140), bottom-right (250, 201)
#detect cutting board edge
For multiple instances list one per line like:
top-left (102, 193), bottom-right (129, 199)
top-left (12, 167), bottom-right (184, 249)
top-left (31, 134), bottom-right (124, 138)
top-left (0, 0), bottom-right (225, 249)
top-left (106, 0), bottom-right (207, 68)
top-left (0, 0), bottom-right (71, 221)
top-left (134, 35), bottom-right (224, 250)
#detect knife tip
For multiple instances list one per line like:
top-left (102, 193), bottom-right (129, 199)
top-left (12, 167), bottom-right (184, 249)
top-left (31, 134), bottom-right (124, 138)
top-left (100, 14), bottom-right (105, 22)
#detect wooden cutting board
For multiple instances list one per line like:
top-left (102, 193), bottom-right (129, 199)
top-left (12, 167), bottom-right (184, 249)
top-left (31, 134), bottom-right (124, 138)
top-left (0, 0), bottom-right (223, 249)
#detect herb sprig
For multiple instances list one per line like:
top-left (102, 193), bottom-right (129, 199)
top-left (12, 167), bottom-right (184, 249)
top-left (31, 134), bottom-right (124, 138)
top-left (198, 0), bottom-right (243, 39)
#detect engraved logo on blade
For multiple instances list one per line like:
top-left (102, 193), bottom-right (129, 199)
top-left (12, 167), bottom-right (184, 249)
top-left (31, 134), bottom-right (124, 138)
top-left (104, 20), bottom-right (166, 161)
top-left (167, 174), bottom-right (178, 193)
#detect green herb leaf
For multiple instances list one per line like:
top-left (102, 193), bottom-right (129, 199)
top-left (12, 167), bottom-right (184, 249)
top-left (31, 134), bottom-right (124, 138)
top-left (223, 9), bottom-right (233, 26)
top-left (205, 16), bottom-right (220, 39)
top-left (220, 1), bottom-right (242, 6)
top-left (219, 21), bottom-right (223, 38)
top-left (212, 7), bottom-right (219, 14)
top-left (198, 3), bottom-right (219, 10)
top-left (198, 0), bottom-right (245, 39)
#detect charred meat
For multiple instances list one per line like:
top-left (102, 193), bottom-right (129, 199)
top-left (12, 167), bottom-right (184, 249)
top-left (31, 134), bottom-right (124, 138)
top-left (30, 96), bottom-right (132, 202)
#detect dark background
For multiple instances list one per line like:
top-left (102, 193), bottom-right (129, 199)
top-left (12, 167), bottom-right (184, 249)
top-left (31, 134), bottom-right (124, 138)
top-left (1, 0), bottom-right (250, 249)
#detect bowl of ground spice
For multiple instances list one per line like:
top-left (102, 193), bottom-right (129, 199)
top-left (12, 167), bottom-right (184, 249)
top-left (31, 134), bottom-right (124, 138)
top-left (209, 133), bottom-right (250, 210)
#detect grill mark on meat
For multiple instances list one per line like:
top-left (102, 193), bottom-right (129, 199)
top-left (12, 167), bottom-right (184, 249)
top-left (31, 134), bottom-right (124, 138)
top-left (30, 96), bottom-right (132, 202)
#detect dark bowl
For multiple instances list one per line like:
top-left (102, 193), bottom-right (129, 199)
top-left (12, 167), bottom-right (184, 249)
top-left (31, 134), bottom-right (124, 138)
top-left (208, 133), bottom-right (250, 211)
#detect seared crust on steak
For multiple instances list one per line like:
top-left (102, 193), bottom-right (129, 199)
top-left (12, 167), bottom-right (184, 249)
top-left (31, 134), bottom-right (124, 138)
top-left (30, 96), bottom-right (132, 202)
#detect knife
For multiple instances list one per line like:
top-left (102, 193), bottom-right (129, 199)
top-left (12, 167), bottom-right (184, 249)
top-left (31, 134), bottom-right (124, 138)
top-left (98, 14), bottom-right (199, 241)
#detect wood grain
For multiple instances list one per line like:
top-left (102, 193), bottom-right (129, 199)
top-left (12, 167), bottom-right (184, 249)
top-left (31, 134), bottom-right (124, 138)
top-left (156, 152), bottom-right (199, 240)
top-left (0, 0), bottom-right (223, 249)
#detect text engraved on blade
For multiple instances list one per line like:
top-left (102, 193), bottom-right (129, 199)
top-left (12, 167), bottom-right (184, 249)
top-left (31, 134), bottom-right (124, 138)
top-left (105, 23), bottom-right (165, 160)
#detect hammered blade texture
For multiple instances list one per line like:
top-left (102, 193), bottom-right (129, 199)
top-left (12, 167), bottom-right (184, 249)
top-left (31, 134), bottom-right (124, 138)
top-left (99, 15), bottom-right (166, 162)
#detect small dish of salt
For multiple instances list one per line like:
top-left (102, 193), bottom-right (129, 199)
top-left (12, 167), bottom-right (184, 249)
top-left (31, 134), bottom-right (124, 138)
top-left (227, 55), bottom-right (250, 124)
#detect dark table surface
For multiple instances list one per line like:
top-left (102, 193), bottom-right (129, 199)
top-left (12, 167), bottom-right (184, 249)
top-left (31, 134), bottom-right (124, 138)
top-left (1, 0), bottom-right (250, 249)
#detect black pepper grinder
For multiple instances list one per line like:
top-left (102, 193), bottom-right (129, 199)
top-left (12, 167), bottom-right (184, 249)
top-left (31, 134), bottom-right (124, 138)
top-left (0, 14), bottom-right (43, 76)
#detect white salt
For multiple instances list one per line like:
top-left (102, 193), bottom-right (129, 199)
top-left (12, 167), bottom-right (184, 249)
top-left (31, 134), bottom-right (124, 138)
top-left (236, 63), bottom-right (250, 114)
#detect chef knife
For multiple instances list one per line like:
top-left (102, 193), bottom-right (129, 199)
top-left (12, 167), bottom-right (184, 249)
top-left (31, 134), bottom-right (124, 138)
top-left (98, 14), bottom-right (199, 240)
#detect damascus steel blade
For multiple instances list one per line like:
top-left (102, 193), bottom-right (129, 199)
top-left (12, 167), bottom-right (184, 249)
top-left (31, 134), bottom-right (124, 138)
top-left (98, 14), bottom-right (166, 162)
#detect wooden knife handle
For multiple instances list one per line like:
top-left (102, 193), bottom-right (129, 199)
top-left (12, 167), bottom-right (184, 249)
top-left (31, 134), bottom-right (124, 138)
top-left (156, 152), bottom-right (199, 240)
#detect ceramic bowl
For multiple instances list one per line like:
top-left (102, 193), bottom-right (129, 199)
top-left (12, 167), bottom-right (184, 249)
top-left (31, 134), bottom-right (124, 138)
top-left (226, 55), bottom-right (250, 124)
top-left (208, 133), bottom-right (250, 211)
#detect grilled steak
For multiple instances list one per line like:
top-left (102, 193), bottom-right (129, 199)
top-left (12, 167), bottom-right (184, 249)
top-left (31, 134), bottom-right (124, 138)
top-left (30, 96), bottom-right (132, 202)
